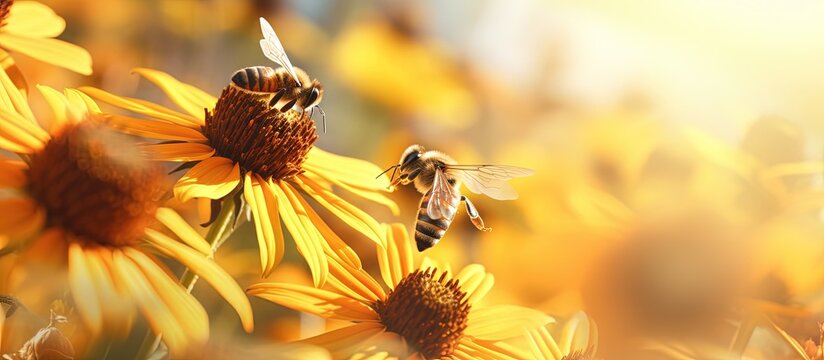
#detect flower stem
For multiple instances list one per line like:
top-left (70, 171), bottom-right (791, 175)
top-left (135, 194), bottom-right (239, 359)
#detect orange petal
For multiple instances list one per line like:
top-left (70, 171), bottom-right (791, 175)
top-left (0, 197), bottom-right (44, 242)
top-left (3, 2), bottom-right (65, 38)
top-left (0, 33), bottom-right (91, 75)
top-left (132, 68), bottom-right (215, 119)
top-left (107, 115), bottom-right (207, 141)
top-left (271, 181), bottom-right (328, 287)
top-left (0, 107), bottom-right (48, 152)
top-left (80, 247), bottom-right (135, 338)
top-left (79, 86), bottom-right (201, 126)
top-left (155, 207), bottom-right (211, 256)
top-left (243, 174), bottom-right (285, 277)
top-left (0, 159), bottom-right (26, 188)
top-left (0, 62), bottom-right (34, 122)
top-left (67, 243), bottom-right (103, 335)
top-left (247, 282), bottom-right (377, 322)
top-left (142, 142), bottom-right (214, 162)
top-left (174, 156), bottom-right (240, 202)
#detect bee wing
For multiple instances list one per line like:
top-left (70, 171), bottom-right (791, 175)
top-left (445, 165), bottom-right (534, 200)
top-left (427, 167), bottom-right (457, 220)
top-left (259, 17), bottom-right (301, 86)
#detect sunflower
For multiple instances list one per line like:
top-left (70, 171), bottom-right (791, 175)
top-left (0, 69), bottom-right (253, 355)
top-left (0, 0), bottom-right (92, 76)
top-left (79, 68), bottom-right (398, 286)
top-left (248, 223), bottom-right (552, 359)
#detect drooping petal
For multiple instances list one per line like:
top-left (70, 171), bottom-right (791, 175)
top-left (106, 115), bottom-right (207, 141)
top-left (376, 224), bottom-right (413, 289)
top-left (247, 282), bottom-right (377, 322)
top-left (295, 175), bottom-right (385, 248)
top-left (243, 173), bottom-right (285, 277)
top-left (271, 181), bottom-right (328, 287)
top-left (0, 159), bottom-right (26, 188)
top-left (132, 68), bottom-right (215, 119)
top-left (455, 264), bottom-right (495, 306)
top-left (0, 33), bottom-right (91, 75)
top-left (143, 142), bottom-right (214, 162)
top-left (304, 147), bottom-right (393, 191)
top-left (0, 62), bottom-right (34, 122)
top-left (465, 305), bottom-right (554, 341)
top-left (67, 243), bottom-right (103, 335)
top-left (155, 207), bottom-right (211, 256)
top-left (288, 183), bottom-right (360, 269)
top-left (300, 322), bottom-right (387, 359)
top-left (144, 228), bottom-right (254, 332)
top-left (79, 86), bottom-right (202, 126)
top-left (302, 169), bottom-right (399, 215)
top-left (3, 1), bottom-right (66, 38)
top-left (174, 156), bottom-right (239, 202)
top-left (81, 247), bottom-right (135, 338)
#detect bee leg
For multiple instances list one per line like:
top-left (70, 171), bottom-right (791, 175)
top-left (280, 98), bottom-right (298, 112)
top-left (269, 89), bottom-right (286, 107)
top-left (0, 295), bottom-right (21, 317)
top-left (461, 196), bottom-right (491, 232)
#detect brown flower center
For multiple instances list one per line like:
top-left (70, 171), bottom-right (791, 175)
top-left (27, 122), bottom-right (165, 246)
top-left (202, 79), bottom-right (317, 180)
top-left (0, 0), bottom-right (12, 27)
top-left (561, 347), bottom-right (596, 360)
top-left (374, 268), bottom-right (470, 359)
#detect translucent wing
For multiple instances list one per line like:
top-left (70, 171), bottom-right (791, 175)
top-left (444, 165), bottom-right (534, 200)
top-left (427, 168), bottom-right (457, 220)
top-left (259, 17), bottom-right (301, 86)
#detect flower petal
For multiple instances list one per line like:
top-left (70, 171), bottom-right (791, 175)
top-left (326, 255), bottom-right (386, 304)
top-left (295, 175), bottom-right (385, 248)
top-left (271, 181), bottom-right (328, 287)
top-left (143, 142), bottom-right (214, 162)
top-left (526, 326), bottom-right (564, 360)
top-left (247, 282), bottom-right (377, 322)
top-left (79, 86), bottom-right (202, 126)
top-left (557, 311), bottom-right (597, 356)
top-left (144, 228), bottom-right (254, 333)
top-left (0, 33), bottom-right (91, 75)
top-left (302, 169), bottom-right (399, 215)
top-left (67, 243), bottom-right (103, 335)
top-left (0, 197), bottom-right (44, 242)
top-left (80, 247), bottom-right (135, 338)
top-left (0, 61), bottom-right (34, 122)
top-left (106, 115), bottom-right (207, 141)
top-left (466, 305), bottom-right (554, 341)
top-left (132, 68), bottom-right (216, 119)
top-left (37, 85), bottom-right (88, 135)
top-left (0, 107), bottom-right (48, 152)
top-left (243, 173), bottom-right (285, 277)
top-left (0, 159), bottom-right (26, 188)
top-left (456, 338), bottom-right (523, 360)
top-left (456, 264), bottom-right (495, 306)
top-left (3, 1), bottom-right (66, 38)
top-left (376, 224), bottom-right (413, 289)
top-left (304, 147), bottom-right (393, 191)
top-left (174, 156), bottom-right (239, 202)
top-left (64, 88), bottom-right (101, 114)
top-left (155, 207), bottom-right (211, 256)
top-left (300, 322), bottom-right (387, 359)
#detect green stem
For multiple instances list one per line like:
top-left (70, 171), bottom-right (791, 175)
top-left (135, 194), bottom-right (239, 360)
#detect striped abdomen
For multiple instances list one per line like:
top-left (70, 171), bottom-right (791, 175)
top-left (415, 189), bottom-right (460, 251)
top-left (231, 66), bottom-right (286, 93)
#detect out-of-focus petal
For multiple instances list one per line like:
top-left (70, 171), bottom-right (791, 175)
top-left (132, 68), bottom-right (215, 119)
top-left (3, 1), bottom-right (66, 38)
top-left (142, 142), bottom-right (214, 162)
top-left (0, 33), bottom-right (91, 75)
top-left (0, 197), bottom-right (44, 242)
top-left (0, 159), bottom-right (26, 188)
top-left (0, 61), bottom-right (33, 122)
top-left (300, 322), bottom-right (387, 359)
top-left (67, 243), bottom-right (103, 335)
top-left (465, 305), bottom-right (554, 341)
top-left (79, 86), bottom-right (201, 126)
top-left (174, 156), bottom-right (239, 202)
top-left (155, 207), bottom-right (211, 256)
top-left (0, 107), bottom-right (48, 152)
top-left (106, 115), bottom-right (206, 141)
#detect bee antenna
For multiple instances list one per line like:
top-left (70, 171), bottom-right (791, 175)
top-left (377, 164), bottom-right (398, 179)
top-left (318, 106), bottom-right (327, 133)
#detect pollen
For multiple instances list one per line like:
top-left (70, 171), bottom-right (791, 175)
top-left (373, 268), bottom-right (470, 359)
top-left (26, 122), bottom-right (165, 247)
top-left (202, 82), bottom-right (318, 180)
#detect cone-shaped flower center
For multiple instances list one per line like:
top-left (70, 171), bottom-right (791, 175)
top-left (27, 122), bottom-right (165, 246)
top-left (0, 0), bottom-right (12, 26)
top-left (374, 268), bottom-right (470, 358)
top-left (203, 80), bottom-right (318, 180)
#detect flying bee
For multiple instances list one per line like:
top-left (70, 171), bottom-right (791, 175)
top-left (379, 144), bottom-right (534, 251)
top-left (230, 17), bottom-right (326, 131)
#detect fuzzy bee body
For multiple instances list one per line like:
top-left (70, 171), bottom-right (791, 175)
top-left (230, 66), bottom-right (323, 112)
top-left (415, 185), bottom-right (460, 251)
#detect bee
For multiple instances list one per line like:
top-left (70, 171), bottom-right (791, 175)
top-left (230, 17), bottom-right (326, 131)
top-left (380, 144), bottom-right (534, 251)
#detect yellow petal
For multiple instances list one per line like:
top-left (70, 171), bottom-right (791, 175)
top-left (64, 88), bottom-right (101, 114)
top-left (376, 223), bottom-right (413, 288)
top-left (67, 243), bottom-right (103, 335)
top-left (3, 1), bottom-right (65, 38)
top-left (456, 339), bottom-right (524, 360)
top-left (155, 207), bottom-right (211, 256)
top-left (174, 156), bottom-right (239, 202)
top-left (0, 33), bottom-right (91, 75)
top-left (0, 197), bottom-right (44, 242)
top-left (0, 62), bottom-right (34, 122)
top-left (36, 84), bottom-right (89, 135)
top-left (303, 164), bottom-right (399, 215)
top-left (466, 305), bottom-right (554, 341)
top-left (456, 264), bottom-right (495, 306)
top-left (125, 248), bottom-right (209, 344)
top-left (326, 255), bottom-right (386, 303)
top-left (106, 115), bottom-right (206, 141)
top-left (304, 147), bottom-right (393, 191)
top-left (301, 322), bottom-right (387, 359)
top-left (132, 68), bottom-right (215, 119)
top-left (144, 228), bottom-right (254, 332)
top-left (526, 326), bottom-right (564, 360)
top-left (271, 181), bottom-right (328, 287)
top-left (296, 175), bottom-right (385, 248)
top-left (79, 86), bottom-right (202, 126)
top-left (247, 282), bottom-right (377, 322)
top-left (143, 142), bottom-right (214, 162)
top-left (243, 173), bottom-right (285, 277)
top-left (0, 159), bottom-right (26, 188)
top-left (81, 247), bottom-right (134, 338)
top-left (557, 311), bottom-right (597, 356)
top-left (0, 107), bottom-right (48, 152)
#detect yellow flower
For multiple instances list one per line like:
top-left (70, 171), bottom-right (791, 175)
top-left (0, 0), bottom-right (92, 75)
top-left (249, 224), bottom-right (552, 359)
top-left (79, 68), bottom-right (397, 286)
top-left (524, 311), bottom-right (598, 360)
top-left (0, 69), bottom-right (252, 355)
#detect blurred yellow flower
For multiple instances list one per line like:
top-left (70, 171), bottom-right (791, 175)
top-left (0, 0), bottom-right (92, 75)
top-left (0, 69), bottom-right (252, 355)
top-left (249, 224), bottom-right (552, 359)
top-left (79, 68), bottom-right (398, 286)
top-left (525, 311), bottom-right (598, 360)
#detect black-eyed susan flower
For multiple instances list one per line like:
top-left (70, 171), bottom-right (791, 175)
top-left (248, 224), bottom-right (552, 359)
top-left (0, 0), bottom-right (92, 75)
top-left (79, 68), bottom-right (398, 286)
top-left (0, 69), bottom-right (253, 355)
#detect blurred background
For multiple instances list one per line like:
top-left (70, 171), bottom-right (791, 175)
top-left (7, 0), bottom-right (824, 358)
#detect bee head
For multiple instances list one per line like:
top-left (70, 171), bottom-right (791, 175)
top-left (399, 144), bottom-right (424, 170)
top-left (303, 81), bottom-right (324, 109)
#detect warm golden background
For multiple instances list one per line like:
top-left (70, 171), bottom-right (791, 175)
top-left (7, 0), bottom-right (824, 358)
